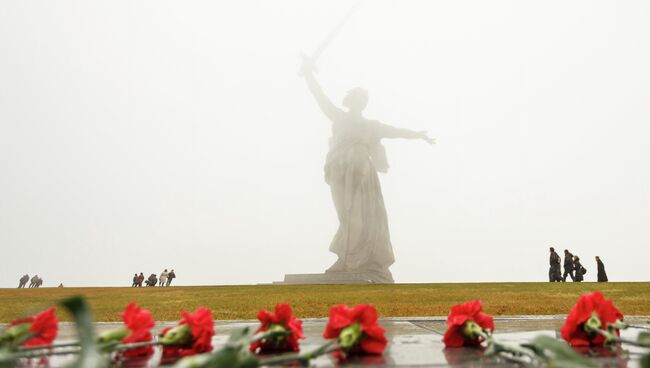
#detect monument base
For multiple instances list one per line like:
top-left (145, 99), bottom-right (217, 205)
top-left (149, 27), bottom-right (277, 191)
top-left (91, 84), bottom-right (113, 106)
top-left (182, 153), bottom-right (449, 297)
top-left (277, 271), bottom-right (394, 284)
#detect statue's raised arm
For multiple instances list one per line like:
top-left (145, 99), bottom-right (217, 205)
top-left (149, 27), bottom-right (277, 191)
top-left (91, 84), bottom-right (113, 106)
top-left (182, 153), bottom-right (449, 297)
top-left (300, 56), bottom-right (344, 123)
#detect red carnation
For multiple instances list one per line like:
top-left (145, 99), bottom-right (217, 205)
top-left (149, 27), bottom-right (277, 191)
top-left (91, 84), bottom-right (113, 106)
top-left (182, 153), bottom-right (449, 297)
top-left (160, 307), bottom-right (215, 360)
top-left (442, 300), bottom-right (494, 348)
top-left (561, 292), bottom-right (624, 347)
top-left (10, 307), bottom-right (58, 348)
top-left (120, 303), bottom-right (155, 358)
top-left (323, 304), bottom-right (387, 355)
top-left (250, 303), bottom-right (304, 353)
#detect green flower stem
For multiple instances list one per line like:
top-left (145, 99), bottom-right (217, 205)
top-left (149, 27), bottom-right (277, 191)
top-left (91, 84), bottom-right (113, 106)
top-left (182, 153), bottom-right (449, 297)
top-left (250, 328), bottom-right (292, 344)
top-left (593, 328), bottom-right (650, 347)
top-left (111, 340), bottom-right (163, 351)
top-left (10, 340), bottom-right (163, 358)
top-left (481, 329), bottom-right (542, 364)
top-left (258, 340), bottom-right (339, 366)
top-left (17, 341), bottom-right (82, 352)
top-left (627, 324), bottom-right (650, 332)
top-left (486, 335), bottom-right (542, 364)
top-left (2, 348), bottom-right (82, 360)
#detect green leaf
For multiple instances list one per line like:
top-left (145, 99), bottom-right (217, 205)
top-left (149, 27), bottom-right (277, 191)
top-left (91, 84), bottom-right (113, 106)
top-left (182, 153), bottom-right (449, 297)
top-left (639, 332), bottom-right (650, 347)
top-left (531, 335), bottom-right (596, 368)
top-left (172, 326), bottom-right (260, 368)
top-left (640, 353), bottom-right (650, 368)
top-left (60, 296), bottom-right (109, 368)
top-left (0, 323), bottom-right (33, 350)
top-left (173, 347), bottom-right (260, 368)
top-left (0, 348), bottom-right (17, 368)
top-left (227, 327), bottom-right (251, 344)
top-left (173, 353), bottom-right (217, 368)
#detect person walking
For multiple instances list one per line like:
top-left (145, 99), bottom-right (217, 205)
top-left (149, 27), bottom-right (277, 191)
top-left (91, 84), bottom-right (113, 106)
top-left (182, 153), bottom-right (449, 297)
top-left (146, 274), bottom-right (157, 287)
top-left (596, 256), bottom-right (608, 282)
top-left (166, 269), bottom-right (176, 287)
top-left (131, 273), bottom-right (138, 287)
top-left (548, 247), bottom-right (562, 282)
top-left (573, 256), bottom-right (586, 282)
top-left (159, 269), bottom-right (169, 287)
top-left (562, 250), bottom-right (575, 282)
top-left (136, 272), bottom-right (145, 287)
top-left (18, 274), bottom-right (29, 288)
top-left (29, 275), bottom-right (39, 288)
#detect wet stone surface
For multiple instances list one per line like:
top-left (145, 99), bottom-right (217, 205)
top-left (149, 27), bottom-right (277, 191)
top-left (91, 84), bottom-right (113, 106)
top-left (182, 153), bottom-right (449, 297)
top-left (20, 316), bottom-right (650, 367)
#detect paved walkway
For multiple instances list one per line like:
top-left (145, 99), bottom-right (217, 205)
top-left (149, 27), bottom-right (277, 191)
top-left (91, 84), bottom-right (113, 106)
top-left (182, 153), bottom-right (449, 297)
top-left (29, 316), bottom-right (650, 366)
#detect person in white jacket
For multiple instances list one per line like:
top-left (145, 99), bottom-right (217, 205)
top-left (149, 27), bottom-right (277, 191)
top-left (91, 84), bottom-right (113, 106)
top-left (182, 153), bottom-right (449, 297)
top-left (159, 269), bottom-right (169, 287)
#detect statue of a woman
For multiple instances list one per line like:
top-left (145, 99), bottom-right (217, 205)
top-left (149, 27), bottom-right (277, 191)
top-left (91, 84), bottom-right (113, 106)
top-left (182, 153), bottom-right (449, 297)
top-left (301, 57), bottom-right (435, 283)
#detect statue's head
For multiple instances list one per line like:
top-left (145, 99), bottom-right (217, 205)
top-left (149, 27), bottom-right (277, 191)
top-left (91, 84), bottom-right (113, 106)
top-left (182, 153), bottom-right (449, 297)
top-left (343, 87), bottom-right (368, 112)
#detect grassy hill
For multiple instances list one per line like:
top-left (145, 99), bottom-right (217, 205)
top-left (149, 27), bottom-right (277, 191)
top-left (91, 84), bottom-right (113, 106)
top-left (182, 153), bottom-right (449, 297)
top-left (1, 282), bottom-right (648, 322)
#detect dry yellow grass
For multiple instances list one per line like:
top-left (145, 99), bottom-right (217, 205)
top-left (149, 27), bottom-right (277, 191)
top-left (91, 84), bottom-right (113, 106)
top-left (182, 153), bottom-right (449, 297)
top-left (1, 282), bottom-right (648, 322)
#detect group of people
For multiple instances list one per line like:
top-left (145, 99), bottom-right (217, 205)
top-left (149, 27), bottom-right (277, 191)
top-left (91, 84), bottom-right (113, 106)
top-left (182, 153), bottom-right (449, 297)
top-left (548, 247), bottom-right (608, 282)
top-left (131, 269), bottom-right (176, 287)
top-left (17, 274), bottom-right (43, 288)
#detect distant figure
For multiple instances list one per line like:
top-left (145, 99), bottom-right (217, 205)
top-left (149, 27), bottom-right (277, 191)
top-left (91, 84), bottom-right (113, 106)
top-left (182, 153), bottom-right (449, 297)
top-left (596, 256), bottom-right (608, 282)
top-left (29, 275), bottom-right (39, 288)
top-left (548, 247), bottom-right (561, 282)
top-left (573, 256), bottom-right (586, 282)
top-left (166, 269), bottom-right (176, 287)
top-left (159, 269), bottom-right (169, 287)
top-left (18, 274), bottom-right (29, 288)
top-left (137, 272), bottom-right (145, 287)
top-left (131, 273), bottom-right (138, 287)
top-left (58, 283), bottom-right (64, 288)
top-left (146, 274), bottom-right (157, 287)
top-left (562, 250), bottom-right (575, 282)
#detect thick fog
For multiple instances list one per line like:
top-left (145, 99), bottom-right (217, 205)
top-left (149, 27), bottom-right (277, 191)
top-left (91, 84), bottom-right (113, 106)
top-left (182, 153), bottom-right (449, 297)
top-left (1, 1), bottom-right (649, 287)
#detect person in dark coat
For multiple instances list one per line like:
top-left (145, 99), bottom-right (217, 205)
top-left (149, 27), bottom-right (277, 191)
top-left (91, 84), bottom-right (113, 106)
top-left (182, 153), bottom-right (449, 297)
top-left (562, 249), bottom-right (575, 282)
top-left (146, 274), bottom-right (157, 287)
top-left (29, 275), bottom-right (39, 288)
top-left (131, 273), bottom-right (138, 287)
top-left (573, 256), bottom-right (586, 282)
top-left (596, 256), bottom-right (608, 282)
top-left (549, 247), bottom-right (562, 282)
top-left (166, 269), bottom-right (176, 287)
top-left (18, 274), bottom-right (29, 288)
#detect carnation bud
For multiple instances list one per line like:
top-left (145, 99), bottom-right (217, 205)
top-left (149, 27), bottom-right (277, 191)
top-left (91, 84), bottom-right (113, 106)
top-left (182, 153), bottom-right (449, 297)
top-left (0, 323), bottom-right (31, 347)
top-left (609, 319), bottom-right (628, 331)
top-left (584, 312), bottom-right (616, 344)
top-left (462, 320), bottom-right (484, 341)
top-left (266, 324), bottom-right (289, 344)
top-left (339, 323), bottom-right (362, 350)
top-left (97, 327), bottom-right (129, 344)
top-left (161, 324), bottom-right (192, 346)
top-left (584, 312), bottom-right (602, 334)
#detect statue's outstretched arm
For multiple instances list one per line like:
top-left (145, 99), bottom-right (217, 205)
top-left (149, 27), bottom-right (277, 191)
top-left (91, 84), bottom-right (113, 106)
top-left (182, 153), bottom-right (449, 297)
top-left (379, 123), bottom-right (435, 144)
top-left (300, 58), bottom-right (344, 122)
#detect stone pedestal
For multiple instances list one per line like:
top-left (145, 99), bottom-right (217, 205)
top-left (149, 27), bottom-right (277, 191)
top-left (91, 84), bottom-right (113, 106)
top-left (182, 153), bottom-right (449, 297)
top-left (277, 271), bottom-right (393, 284)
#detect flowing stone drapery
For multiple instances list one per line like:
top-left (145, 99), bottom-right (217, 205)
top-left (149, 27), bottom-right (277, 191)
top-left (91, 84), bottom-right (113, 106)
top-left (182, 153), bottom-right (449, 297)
top-left (323, 118), bottom-right (396, 283)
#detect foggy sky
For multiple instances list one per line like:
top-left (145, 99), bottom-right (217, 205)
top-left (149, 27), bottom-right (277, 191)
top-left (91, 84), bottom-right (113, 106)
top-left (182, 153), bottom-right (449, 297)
top-left (1, 0), bottom-right (649, 287)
